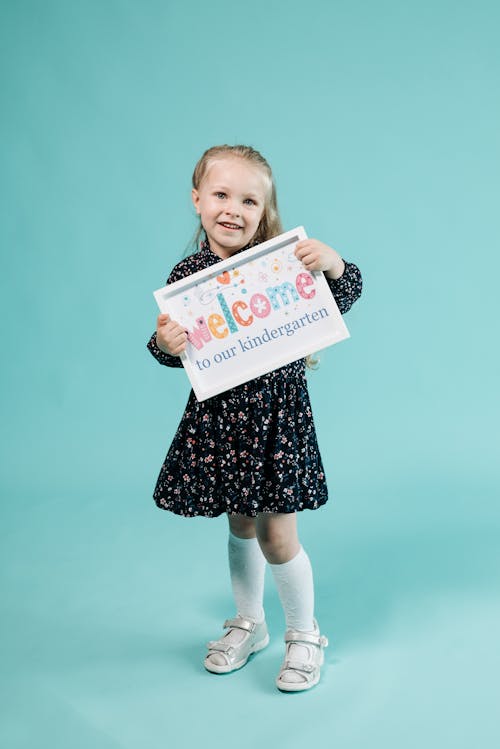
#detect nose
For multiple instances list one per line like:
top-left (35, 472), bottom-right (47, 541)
top-left (224, 200), bottom-right (240, 217)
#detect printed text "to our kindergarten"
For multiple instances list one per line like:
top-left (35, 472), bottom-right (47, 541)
top-left (194, 307), bottom-right (329, 369)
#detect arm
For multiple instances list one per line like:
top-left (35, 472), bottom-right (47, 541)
top-left (147, 263), bottom-right (189, 368)
top-left (147, 328), bottom-right (185, 368)
top-left (295, 239), bottom-right (363, 314)
top-left (324, 261), bottom-right (362, 314)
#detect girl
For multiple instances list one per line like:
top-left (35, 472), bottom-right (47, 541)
top-left (147, 144), bottom-right (362, 692)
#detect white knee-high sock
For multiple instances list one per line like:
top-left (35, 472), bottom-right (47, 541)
top-left (228, 532), bottom-right (266, 623)
top-left (269, 545), bottom-right (315, 632)
top-left (206, 533), bottom-right (267, 666)
top-left (270, 546), bottom-right (318, 685)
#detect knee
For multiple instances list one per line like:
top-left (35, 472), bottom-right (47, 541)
top-left (257, 527), bottom-right (299, 564)
top-left (228, 513), bottom-right (256, 539)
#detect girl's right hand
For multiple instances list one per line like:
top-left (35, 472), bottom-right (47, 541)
top-left (156, 314), bottom-right (187, 356)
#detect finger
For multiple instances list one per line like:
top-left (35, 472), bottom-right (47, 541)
top-left (157, 313), bottom-right (170, 325)
top-left (162, 329), bottom-right (187, 348)
top-left (170, 341), bottom-right (187, 355)
top-left (295, 239), bottom-right (315, 250)
top-left (295, 246), bottom-right (310, 261)
top-left (296, 242), bottom-right (318, 259)
top-left (305, 260), bottom-right (321, 272)
top-left (299, 251), bottom-right (317, 267)
top-left (168, 330), bottom-right (188, 346)
top-left (165, 323), bottom-right (187, 338)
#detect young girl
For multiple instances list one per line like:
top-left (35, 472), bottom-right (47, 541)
top-left (147, 144), bottom-right (362, 692)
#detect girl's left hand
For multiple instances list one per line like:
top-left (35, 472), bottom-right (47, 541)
top-left (295, 239), bottom-right (345, 280)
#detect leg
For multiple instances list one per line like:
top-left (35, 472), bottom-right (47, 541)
top-left (256, 512), bottom-right (311, 630)
top-left (226, 513), bottom-right (265, 622)
top-left (227, 512), bottom-right (257, 539)
top-left (204, 513), bottom-right (268, 673)
top-left (256, 512), bottom-right (328, 691)
top-left (255, 511), bottom-right (300, 564)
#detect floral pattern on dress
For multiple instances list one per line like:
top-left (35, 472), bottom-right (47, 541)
top-left (147, 238), bottom-right (362, 518)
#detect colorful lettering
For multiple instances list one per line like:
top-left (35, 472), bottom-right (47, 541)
top-left (216, 292), bottom-right (238, 334)
top-left (208, 313), bottom-right (228, 339)
top-left (296, 272), bottom-right (316, 299)
top-left (232, 300), bottom-right (253, 326)
top-left (266, 281), bottom-right (299, 310)
top-left (186, 317), bottom-right (211, 350)
top-left (249, 293), bottom-right (272, 318)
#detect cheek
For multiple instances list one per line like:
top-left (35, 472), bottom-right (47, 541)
top-left (252, 209), bottom-right (265, 228)
top-left (203, 206), bottom-right (218, 223)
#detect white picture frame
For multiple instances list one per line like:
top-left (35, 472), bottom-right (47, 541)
top-left (153, 227), bottom-right (350, 401)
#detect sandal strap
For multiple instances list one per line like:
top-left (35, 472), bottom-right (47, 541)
top-left (284, 630), bottom-right (329, 648)
top-left (283, 659), bottom-right (316, 674)
top-left (206, 617), bottom-right (260, 654)
top-left (223, 617), bottom-right (257, 633)
top-left (206, 641), bottom-right (235, 654)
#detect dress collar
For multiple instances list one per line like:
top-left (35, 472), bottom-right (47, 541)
top-left (199, 234), bottom-right (257, 261)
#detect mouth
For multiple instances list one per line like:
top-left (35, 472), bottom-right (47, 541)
top-left (218, 222), bottom-right (242, 231)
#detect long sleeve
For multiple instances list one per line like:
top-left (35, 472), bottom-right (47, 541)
top-left (147, 330), bottom-right (184, 368)
top-left (324, 260), bottom-right (363, 314)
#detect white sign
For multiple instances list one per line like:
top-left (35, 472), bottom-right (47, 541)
top-left (153, 227), bottom-right (350, 401)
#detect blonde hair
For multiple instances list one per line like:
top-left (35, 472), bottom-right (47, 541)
top-left (187, 144), bottom-right (317, 369)
top-left (188, 144), bottom-right (283, 252)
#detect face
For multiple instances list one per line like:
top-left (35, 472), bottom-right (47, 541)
top-left (192, 157), bottom-right (268, 259)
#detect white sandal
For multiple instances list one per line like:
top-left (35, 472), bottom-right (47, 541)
top-left (276, 619), bottom-right (328, 692)
top-left (204, 616), bottom-right (269, 674)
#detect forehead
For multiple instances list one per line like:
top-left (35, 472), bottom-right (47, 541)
top-left (203, 157), bottom-right (269, 197)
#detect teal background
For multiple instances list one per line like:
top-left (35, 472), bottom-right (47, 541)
top-left (1, 0), bottom-right (499, 747)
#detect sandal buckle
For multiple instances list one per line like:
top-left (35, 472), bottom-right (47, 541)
top-left (224, 616), bottom-right (256, 633)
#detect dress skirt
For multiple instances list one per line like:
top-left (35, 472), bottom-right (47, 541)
top-left (153, 359), bottom-right (328, 518)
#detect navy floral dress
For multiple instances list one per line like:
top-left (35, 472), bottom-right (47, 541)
top-left (147, 238), bottom-right (362, 518)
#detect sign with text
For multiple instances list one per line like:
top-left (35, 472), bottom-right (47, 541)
top-left (153, 227), bottom-right (350, 401)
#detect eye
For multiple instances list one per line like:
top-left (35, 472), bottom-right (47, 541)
top-left (244, 198), bottom-right (257, 206)
top-left (215, 191), bottom-right (226, 199)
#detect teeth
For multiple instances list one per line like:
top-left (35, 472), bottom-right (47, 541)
top-left (220, 223), bottom-right (240, 229)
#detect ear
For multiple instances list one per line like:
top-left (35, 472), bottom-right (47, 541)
top-left (191, 188), bottom-right (200, 214)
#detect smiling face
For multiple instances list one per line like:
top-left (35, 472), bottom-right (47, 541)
top-left (192, 157), bottom-right (269, 259)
